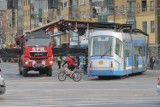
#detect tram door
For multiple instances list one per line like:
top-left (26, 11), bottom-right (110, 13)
top-left (133, 43), bottom-right (139, 72)
top-left (124, 42), bottom-right (132, 74)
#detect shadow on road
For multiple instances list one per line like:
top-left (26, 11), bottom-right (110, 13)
top-left (88, 72), bottom-right (146, 81)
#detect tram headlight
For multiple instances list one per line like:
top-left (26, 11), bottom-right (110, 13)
top-left (89, 61), bottom-right (93, 68)
top-left (110, 61), bottom-right (113, 67)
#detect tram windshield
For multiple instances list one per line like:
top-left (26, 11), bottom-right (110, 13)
top-left (90, 36), bottom-right (113, 57)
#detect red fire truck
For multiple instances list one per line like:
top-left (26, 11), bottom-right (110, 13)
top-left (15, 31), bottom-right (54, 77)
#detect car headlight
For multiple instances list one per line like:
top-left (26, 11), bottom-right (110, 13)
top-left (1, 80), bottom-right (5, 86)
top-left (25, 60), bottom-right (30, 65)
top-left (49, 61), bottom-right (53, 65)
top-left (0, 77), bottom-right (5, 86)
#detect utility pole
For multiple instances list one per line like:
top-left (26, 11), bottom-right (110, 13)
top-left (113, 0), bottom-right (115, 22)
top-left (17, 0), bottom-right (18, 36)
top-left (30, 0), bottom-right (31, 30)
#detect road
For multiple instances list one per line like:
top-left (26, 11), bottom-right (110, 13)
top-left (0, 62), bottom-right (160, 107)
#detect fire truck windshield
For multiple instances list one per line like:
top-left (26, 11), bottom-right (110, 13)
top-left (26, 38), bottom-right (50, 46)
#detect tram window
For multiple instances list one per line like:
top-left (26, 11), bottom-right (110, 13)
top-left (125, 42), bottom-right (131, 57)
top-left (134, 45), bottom-right (145, 56)
top-left (125, 50), bottom-right (130, 57)
top-left (139, 46), bottom-right (145, 56)
top-left (91, 36), bottom-right (113, 56)
top-left (115, 38), bottom-right (122, 57)
top-left (134, 45), bottom-right (139, 55)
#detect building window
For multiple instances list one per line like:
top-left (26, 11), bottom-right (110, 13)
top-left (142, 21), bottom-right (147, 33)
top-left (126, 20), bottom-right (136, 29)
top-left (81, 0), bottom-right (86, 5)
top-left (142, 0), bottom-right (147, 12)
top-left (83, 12), bottom-right (86, 19)
top-left (121, 5), bottom-right (124, 13)
top-left (0, 21), bottom-right (2, 26)
top-left (115, 6), bottom-right (119, 15)
top-left (28, 0), bottom-right (31, 5)
top-left (127, 1), bottom-right (135, 16)
top-left (0, 11), bottom-right (3, 16)
top-left (151, 21), bottom-right (155, 33)
top-left (137, 3), bottom-right (140, 13)
top-left (79, 0), bottom-right (82, 5)
top-left (150, 1), bottom-right (154, 11)
top-left (64, 2), bottom-right (68, 8)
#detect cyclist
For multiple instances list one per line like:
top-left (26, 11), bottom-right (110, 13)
top-left (62, 54), bottom-right (76, 72)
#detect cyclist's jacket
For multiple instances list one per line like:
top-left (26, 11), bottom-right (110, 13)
top-left (62, 57), bottom-right (75, 67)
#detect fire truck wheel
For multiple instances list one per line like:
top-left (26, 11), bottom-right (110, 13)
top-left (47, 68), bottom-right (52, 76)
top-left (22, 69), bottom-right (28, 77)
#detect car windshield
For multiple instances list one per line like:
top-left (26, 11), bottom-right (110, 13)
top-left (26, 38), bottom-right (50, 46)
top-left (90, 36), bottom-right (113, 57)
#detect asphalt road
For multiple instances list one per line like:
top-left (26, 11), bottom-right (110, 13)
top-left (0, 62), bottom-right (160, 107)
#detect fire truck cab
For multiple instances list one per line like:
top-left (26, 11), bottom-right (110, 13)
top-left (16, 31), bottom-right (54, 77)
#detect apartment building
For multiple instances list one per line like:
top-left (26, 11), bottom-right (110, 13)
top-left (22, 0), bottom-right (30, 30)
top-left (0, 0), bottom-right (18, 47)
top-left (21, 0), bottom-right (48, 31)
top-left (108, 0), bottom-right (156, 42)
top-left (0, 10), bottom-right (7, 46)
top-left (56, 0), bottom-right (104, 47)
top-left (135, 0), bottom-right (155, 43)
top-left (78, 0), bottom-right (91, 21)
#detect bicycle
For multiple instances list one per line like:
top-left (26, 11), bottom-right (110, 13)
top-left (58, 67), bottom-right (82, 82)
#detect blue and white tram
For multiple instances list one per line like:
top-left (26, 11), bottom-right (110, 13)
top-left (87, 29), bottom-right (148, 78)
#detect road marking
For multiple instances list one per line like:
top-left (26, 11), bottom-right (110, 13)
top-left (1, 62), bottom-right (17, 66)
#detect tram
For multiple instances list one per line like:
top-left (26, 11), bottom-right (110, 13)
top-left (87, 27), bottom-right (148, 79)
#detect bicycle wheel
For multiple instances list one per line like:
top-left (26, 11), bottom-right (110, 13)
top-left (58, 71), bottom-right (67, 81)
top-left (72, 72), bottom-right (82, 82)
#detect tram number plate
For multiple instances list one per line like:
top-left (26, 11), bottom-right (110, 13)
top-left (98, 61), bottom-right (104, 65)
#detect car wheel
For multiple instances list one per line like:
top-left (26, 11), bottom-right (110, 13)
top-left (19, 61), bottom-right (22, 75)
top-left (22, 68), bottom-right (28, 77)
top-left (2, 59), bottom-right (6, 62)
top-left (47, 68), bottom-right (52, 76)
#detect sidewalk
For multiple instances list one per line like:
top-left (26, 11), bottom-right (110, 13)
top-left (147, 64), bottom-right (160, 70)
top-left (152, 65), bottom-right (160, 70)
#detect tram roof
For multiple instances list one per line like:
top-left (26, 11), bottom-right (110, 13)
top-left (89, 29), bottom-right (146, 42)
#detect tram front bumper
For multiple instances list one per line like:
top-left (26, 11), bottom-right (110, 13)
top-left (88, 69), bottom-right (124, 76)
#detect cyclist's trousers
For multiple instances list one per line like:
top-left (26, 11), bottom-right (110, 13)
top-left (68, 65), bottom-right (75, 71)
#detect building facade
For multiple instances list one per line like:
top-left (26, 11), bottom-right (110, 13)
top-left (1, 0), bottom-right (160, 58)
top-left (0, 10), bottom-right (7, 46)
top-left (107, 0), bottom-right (159, 58)
top-left (0, 0), bottom-right (18, 47)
